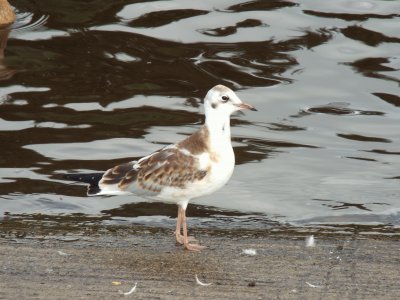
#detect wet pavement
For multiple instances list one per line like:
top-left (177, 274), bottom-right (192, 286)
top-left (1, 222), bottom-right (399, 299)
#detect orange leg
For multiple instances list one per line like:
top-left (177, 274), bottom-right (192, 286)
top-left (181, 207), bottom-right (205, 251)
top-left (175, 206), bottom-right (184, 244)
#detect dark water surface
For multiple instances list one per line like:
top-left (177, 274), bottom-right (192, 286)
top-left (1, 0), bottom-right (400, 231)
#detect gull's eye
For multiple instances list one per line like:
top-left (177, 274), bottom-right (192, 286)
top-left (221, 95), bottom-right (229, 103)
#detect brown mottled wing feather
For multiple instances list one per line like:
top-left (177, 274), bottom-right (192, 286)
top-left (100, 161), bottom-right (137, 186)
top-left (99, 147), bottom-right (207, 194)
top-left (134, 148), bottom-right (207, 193)
top-left (98, 127), bottom-right (210, 195)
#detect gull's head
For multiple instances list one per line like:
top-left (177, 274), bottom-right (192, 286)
top-left (204, 85), bottom-right (257, 118)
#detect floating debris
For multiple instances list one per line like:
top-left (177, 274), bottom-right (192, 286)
top-left (119, 282), bottom-right (137, 296)
top-left (57, 250), bottom-right (68, 256)
top-left (195, 274), bottom-right (212, 286)
top-left (306, 235), bottom-right (315, 247)
top-left (112, 281), bottom-right (122, 286)
top-left (242, 248), bottom-right (257, 256)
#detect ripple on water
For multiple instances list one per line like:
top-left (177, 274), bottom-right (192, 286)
top-left (10, 11), bottom-right (67, 41)
top-left (300, 102), bottom-right (385, 116)
top-left (11, 12), bottom-right (48, 31)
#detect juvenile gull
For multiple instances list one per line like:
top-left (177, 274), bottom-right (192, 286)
top-left (65, 85), bottom-right (256, 251)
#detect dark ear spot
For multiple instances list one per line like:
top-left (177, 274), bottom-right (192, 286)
top-left (211, 103), bottom-right (217, 109)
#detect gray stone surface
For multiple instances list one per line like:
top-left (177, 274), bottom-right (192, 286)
top-left (0, 225), bottom-right (399, 299)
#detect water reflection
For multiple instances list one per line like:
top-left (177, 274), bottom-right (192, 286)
top-left (0, 0), bottom-right (400, 230)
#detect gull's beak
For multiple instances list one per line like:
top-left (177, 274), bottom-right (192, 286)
top-left (238, 102), bottom-right (257, 111)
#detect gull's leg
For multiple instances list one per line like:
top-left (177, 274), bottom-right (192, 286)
top-left (175, 205), bottom-right (197, 245)
top-left (182, 208), bottom-right (205, 251)
top-left (175, 206), bottom-right (184, 244)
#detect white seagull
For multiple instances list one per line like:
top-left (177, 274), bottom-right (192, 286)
top-left (65, 85), bottom-right (256, 251)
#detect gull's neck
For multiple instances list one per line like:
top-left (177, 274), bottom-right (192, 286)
top-left (204, 110), bottom-right (232, 148)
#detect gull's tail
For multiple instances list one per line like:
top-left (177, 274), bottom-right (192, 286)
top-left (63, 172), bottom-right (104, 195)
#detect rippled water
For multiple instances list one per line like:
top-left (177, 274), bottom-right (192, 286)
top-left (1, 0), bottom-right (399, 229)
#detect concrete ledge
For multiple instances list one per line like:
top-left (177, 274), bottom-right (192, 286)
top-left (0, 222), bottom-right (399, 299)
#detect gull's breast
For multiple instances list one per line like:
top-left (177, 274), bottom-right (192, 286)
top-left (193, 144), bottom-right (235, 198)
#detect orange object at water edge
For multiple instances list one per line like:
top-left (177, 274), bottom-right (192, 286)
top-left (0, 0), bottom-right (16, 27)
